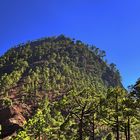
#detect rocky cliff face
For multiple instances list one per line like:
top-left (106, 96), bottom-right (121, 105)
top-left (0, 106), bottom-right (25, 138)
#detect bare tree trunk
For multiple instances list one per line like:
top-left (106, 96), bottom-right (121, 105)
top-left (125, 123), bottom-right (128, 140)
top-left (79, 117), bottom-right (83, 140)
top-left (92, 114), bottom-right (95, 140)
top-left (79, 104), bottom-right (87, 140)
top-left (116, 94), bottom-right (119, 140)
top-left (116, 116), bottom-right (119, 140)
top-left (128, 117), bottom-right (130, 140)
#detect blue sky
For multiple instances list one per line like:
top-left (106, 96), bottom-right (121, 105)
top-left (0, 0), bottom-right (140, 87)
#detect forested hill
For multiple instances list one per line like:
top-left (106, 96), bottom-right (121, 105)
top-left (0, 35), bottom-right (121, 88)
top-left (0, 35), bottom-right (122, 139)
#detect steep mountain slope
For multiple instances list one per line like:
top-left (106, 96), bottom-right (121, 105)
top-left (0, 35), bottom-right (122, 138)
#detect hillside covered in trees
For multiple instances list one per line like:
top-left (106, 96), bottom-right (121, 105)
top-left (0, 35), bottom-right (140, 140)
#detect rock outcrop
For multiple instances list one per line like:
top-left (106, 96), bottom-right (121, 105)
top-left (0, 105), bottom-right (26, 139)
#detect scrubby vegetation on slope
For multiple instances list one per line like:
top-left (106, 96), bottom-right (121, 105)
top-left (0, 35), bottom-right (140, 139)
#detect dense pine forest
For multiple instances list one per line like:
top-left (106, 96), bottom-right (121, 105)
top-left (0, 35), bottom-right (140, 140)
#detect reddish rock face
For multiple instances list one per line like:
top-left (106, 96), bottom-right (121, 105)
top-left (0, 105), bottom-right (26, 139)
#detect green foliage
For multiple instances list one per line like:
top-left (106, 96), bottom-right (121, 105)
top-left (11, 131), bottom-right (30, 140)
top-left (132, 78), bottom-right (140, 98)
top-left (0, 97), bottom-right (12, 107)
top-left (0, 35), bottom-right (121, 94)
top-left (104, 132), bottom-right (115, 140)
top-left (10, 85), bottom-right (140, 140)
top-left (0, 35), bottom-right (125, 139)
top-left (12, 97), bottom-right (66, 140)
